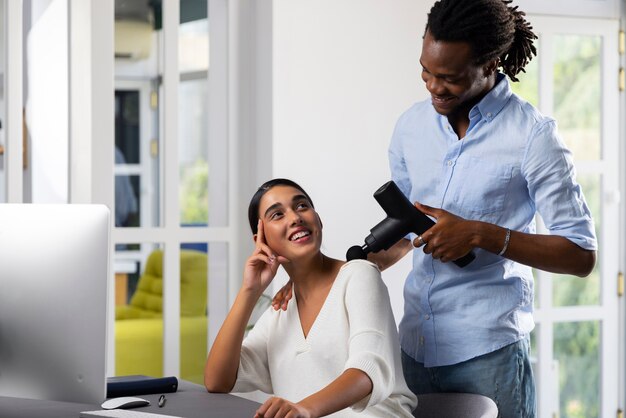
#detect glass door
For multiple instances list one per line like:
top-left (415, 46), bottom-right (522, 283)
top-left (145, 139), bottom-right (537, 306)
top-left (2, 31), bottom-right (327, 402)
top-left (511, 15), bottom-right (619, 418)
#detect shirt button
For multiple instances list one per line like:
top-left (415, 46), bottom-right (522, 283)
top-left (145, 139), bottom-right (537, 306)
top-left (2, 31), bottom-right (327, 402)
top-left (425, 277), bottom-right (431, 283)
top-left (447, 160), bottom-right (453, 166)
top-left (420, 336), bottom-right (425, 345)
top-left (425, 314), bottom-right (430, 320)
top-left (487, 112), bottom-right (492, 117)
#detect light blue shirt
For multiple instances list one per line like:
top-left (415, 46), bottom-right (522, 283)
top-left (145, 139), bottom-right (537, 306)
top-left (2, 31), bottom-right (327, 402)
top-left (389, 74), bottom-right (597, 367)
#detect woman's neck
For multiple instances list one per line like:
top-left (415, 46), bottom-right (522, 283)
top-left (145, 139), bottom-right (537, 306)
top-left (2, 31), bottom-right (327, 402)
top-left (286, 253), bottom-right (342, 300)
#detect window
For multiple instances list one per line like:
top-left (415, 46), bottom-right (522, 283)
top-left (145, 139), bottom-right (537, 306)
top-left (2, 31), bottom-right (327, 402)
top-left (112, 0), bottom-right (231, 381)
top-left (511, 15), bottom-right (619, 418)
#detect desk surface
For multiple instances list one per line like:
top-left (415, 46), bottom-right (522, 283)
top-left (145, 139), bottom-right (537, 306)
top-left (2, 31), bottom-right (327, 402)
top-left (0, 380), bottom-right (261, 418)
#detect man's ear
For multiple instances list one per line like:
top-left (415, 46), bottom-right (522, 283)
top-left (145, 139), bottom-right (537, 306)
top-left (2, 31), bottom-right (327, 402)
top-left (483, 58), bottom-right (499, 78)
top-left (252, 234), bottom-right (258, 243)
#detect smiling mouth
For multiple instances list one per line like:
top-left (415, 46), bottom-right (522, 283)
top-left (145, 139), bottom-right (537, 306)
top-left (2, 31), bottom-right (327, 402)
top-left (432, 95), bottom-right (455, 105)
top-left (290, 230), bottom-right (311, 241)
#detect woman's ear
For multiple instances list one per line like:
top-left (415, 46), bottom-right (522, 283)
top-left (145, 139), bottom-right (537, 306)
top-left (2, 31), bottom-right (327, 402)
top-left (252, 234), bottom-right (258, 243)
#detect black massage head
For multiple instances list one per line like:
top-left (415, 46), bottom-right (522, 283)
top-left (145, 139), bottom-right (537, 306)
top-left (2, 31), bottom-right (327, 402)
top-left (346, 245), bottom-right (368, 261)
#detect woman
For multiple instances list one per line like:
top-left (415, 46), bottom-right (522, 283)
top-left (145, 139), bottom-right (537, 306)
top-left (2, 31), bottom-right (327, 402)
top-left (204, 178), bottom-right (416, 418)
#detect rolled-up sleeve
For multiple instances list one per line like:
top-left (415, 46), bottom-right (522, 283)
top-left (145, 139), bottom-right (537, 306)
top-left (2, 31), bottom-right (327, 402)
top-left (522, 120), bottom-right (597, 250)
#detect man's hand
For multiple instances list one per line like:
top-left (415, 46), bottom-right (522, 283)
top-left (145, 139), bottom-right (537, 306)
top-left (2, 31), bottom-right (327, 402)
top-left (413, 202), bottom-right (476, 263)
top-left (254, 396), bottom-right (314, 418)
top-left (271, 279), bottom-right (293, 311)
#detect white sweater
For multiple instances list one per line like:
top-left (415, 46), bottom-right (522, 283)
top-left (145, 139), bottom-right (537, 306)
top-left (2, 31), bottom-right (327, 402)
top-left (232, 260), bottom-right (417, 417)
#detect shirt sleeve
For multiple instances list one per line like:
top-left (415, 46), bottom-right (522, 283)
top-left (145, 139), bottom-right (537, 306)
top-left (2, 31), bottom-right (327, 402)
top-left (522, 120), bottom-right (597, 250)
top-left (342, 261), bottom-right (402, 411)
top-left (231, 307), bottom-right (274, 394)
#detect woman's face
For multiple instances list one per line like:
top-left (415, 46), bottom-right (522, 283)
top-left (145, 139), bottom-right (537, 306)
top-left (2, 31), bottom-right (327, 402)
top-left (256, 185), bottom-right (322, 260)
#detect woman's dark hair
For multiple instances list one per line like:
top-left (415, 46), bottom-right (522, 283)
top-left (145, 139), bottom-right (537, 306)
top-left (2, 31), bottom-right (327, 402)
top-left (426, 0), bottom-right (537, 82)
top-left (247, 178), bottom-right (314, 234)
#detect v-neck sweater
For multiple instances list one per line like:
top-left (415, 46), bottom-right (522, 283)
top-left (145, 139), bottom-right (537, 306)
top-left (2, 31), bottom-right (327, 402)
top-left (232, 260), bottom-right (417, 417)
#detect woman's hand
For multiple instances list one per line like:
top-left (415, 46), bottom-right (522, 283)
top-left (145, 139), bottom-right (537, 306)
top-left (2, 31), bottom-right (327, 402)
top-left (271, 279), bottom-right (293, 311)
top-left (243, 219), bottom-right (289, 296)
top-left (254, 397), bottom-right (314, 418)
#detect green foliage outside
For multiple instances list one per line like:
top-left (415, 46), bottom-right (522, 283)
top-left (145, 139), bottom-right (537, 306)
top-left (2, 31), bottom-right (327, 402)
top-left (180, 158), bottom-right (209, 224)
top-left (511, 35), bottom-right (601, 418)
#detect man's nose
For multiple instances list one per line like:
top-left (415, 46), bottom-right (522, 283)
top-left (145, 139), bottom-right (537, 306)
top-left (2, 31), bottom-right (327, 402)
top-left (426, 76), bottom-right (445, 95)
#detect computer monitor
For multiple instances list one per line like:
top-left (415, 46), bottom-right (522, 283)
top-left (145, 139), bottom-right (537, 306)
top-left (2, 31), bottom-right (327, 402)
top-left (0, 204), bottom-right (110, 404)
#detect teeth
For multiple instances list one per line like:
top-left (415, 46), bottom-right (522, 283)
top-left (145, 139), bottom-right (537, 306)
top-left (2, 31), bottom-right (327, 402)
top-left (291, 231), bottom-right (310, 241)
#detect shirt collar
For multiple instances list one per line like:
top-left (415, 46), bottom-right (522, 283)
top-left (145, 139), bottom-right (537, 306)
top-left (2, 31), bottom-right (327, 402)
top-left (470, 73), bottom-right (511, 122)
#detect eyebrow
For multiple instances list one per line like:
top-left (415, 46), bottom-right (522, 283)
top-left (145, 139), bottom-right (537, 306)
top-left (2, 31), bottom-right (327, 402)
top-left (262, 194), bottom-right (309, 218)
top-left (419, 60), bottom-right (458, 78)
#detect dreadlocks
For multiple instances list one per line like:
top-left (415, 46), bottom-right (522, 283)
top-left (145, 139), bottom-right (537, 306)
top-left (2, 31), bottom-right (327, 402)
top-left (426, 0), bottom-right (537, 82)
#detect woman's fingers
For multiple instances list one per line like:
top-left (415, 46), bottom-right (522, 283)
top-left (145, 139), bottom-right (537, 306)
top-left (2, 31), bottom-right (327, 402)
top-left (251, 253), bottom-right (273, 264)
top-left (253, 241), bottom-right (276, 262)
top-left (256, 219), bottom-right (266, 246)
top-left (256, 397), bottom-right (282, 418)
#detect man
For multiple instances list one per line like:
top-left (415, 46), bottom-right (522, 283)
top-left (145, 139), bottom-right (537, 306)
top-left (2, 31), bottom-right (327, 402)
top-left (378, 1), bottom-right (597, 417)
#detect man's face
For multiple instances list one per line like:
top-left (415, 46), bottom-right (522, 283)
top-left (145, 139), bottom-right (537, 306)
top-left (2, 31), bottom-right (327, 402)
top-left (420, 30), bottom-right (496, 116)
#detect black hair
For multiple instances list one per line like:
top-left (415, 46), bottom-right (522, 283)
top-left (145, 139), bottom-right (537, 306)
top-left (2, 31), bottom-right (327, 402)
top-left (247, 178), bottom-right (315, 234)
top-left (426, 0), bottom-right (537, 82)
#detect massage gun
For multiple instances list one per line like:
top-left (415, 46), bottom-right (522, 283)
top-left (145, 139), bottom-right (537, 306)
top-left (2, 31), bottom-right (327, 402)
top-left (346, 181), bottom-right (476, 267)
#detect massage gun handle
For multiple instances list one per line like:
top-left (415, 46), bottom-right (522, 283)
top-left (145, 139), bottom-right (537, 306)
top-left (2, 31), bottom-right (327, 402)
top-left (373, 180), bottom-right (476, 268)
top-left (453, 251), bottom-right (476, 268)
top-left (410, 207), bottom-right (476, 268)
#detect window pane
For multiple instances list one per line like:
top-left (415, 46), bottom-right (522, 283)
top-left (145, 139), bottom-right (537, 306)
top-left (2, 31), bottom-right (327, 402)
top-left (180, 242), bottom-right (208, 384)
top-left (530, 327), bottom-right (537, 368)
top-left (179, 79), bottom-right (208, 226)
top-left (115, 243), bottom-right (165, 378)
top-left (179, 19), bottom-right (208, 73)
top-left (552, 174), bottom-right (601, 307)
top-left (179, 16), bottom-right (209, 226)
top-left (532, 269), bottom-right (540, 309)
top-left (114, 171), bottom-right (140, 228)
top-left (115, 0), bottom-right (161, 228)
top-left (553, 34), bottom-right (601, 161)
top-left (509, 42), bottom-right (539, 107)
top-left (115, 91), bottom-right (140, 164)
top-left (115, 85), bottom-right (159, 228)
top-left (554, 321), bottom-right (600, 418)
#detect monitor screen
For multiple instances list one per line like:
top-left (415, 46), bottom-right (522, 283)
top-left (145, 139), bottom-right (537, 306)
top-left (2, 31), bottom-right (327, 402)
top-left (0, 204), bottom-right (110, 404)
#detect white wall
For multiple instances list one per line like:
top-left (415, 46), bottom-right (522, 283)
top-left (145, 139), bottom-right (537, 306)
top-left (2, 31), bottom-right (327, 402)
top-left (0, 0), bottom-right (5, 202)
top-left (271, 0), bottom-right (435, 323)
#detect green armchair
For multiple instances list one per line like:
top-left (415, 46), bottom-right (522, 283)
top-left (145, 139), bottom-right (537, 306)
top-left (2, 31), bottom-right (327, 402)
top-left (115, 249), bottom-right (208, 384)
